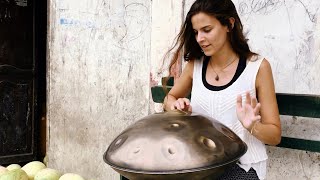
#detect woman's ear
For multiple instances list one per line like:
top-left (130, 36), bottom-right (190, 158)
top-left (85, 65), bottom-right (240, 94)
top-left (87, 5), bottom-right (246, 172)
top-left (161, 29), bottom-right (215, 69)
top-left (227, 17), bottom-right (235, 32)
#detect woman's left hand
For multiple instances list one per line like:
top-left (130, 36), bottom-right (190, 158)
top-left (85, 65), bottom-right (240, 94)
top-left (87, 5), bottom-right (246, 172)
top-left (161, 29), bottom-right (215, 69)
top-left (236, 92), bottom-right (261, 131)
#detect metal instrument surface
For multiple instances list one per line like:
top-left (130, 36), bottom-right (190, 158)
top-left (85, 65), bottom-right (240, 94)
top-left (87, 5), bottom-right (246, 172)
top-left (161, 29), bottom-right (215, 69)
top-left (104, 111), bottom-right (247, 180)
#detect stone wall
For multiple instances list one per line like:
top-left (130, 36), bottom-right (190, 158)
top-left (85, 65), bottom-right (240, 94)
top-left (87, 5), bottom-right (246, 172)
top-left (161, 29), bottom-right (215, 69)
top-left (47, 0), bottom-right (151, 179)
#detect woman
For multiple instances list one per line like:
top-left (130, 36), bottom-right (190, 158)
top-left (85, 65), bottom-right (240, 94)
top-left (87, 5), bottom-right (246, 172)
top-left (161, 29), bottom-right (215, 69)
top-left (163, 0), bottom-right (281, 179)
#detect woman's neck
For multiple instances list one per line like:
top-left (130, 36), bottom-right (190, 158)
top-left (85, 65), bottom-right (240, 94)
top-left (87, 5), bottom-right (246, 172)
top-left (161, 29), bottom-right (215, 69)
top-left (209, 49), bottom-right (238, 68)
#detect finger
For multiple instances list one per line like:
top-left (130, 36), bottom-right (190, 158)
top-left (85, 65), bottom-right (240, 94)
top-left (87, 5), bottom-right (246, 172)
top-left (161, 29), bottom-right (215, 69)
top-left (179, 98), bottom-right (191, 111)
top-left (253, 115), bottom-right (261, 122)
top-left (183, 105), bottom-right (190, 112)
top-left (177, 99), bottom-right (186, 110)
top-left (236, 95), bottom-right (243, 110)
top-left (246, 91), bottom-right (251, 105)
top-left (184, 99), bottom-right (191, 111)
top-left (171, 103), bottom-right (179, 110)
top-left (251, 97), bottom-right (258, 108)
top-left (184, 98), bottom-right (191, 106)
top-left (171, 100), bottom-right (182, 110)
top-left (254, 103), bottom-right (261, 115)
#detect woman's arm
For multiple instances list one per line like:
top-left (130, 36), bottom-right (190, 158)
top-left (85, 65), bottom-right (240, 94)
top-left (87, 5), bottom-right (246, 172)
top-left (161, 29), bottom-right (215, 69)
top-left (163, 60), bottom-right (194, 112)
top-left (252, 59), bottom-right (281, 145)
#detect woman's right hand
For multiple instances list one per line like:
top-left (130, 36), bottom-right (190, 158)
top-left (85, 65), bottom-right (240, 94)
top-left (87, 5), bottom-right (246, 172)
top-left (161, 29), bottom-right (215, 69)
top-left (170, 98), bottom-right (192, 112)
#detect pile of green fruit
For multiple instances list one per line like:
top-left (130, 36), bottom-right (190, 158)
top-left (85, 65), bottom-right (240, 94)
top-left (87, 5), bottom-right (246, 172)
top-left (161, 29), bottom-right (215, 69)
top-left (0, 160), bottom-right (86, 180)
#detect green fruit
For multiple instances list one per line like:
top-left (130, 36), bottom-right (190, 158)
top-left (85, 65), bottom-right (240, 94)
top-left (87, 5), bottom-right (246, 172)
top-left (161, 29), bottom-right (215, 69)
top-left (0, 166), bottom-right (8, 175)
top-left (21, 161), bottom-right (46, 180)
top-left (6, 164), bottom-right (21, 171)
top-left (0, 169), bottom-right (28, 180)
top-left (34, 168), bottom-right (61, 180)
top-left (43, 155), bottom-right (48, 166)
top-left (59, 173), bottom-right (85, 180)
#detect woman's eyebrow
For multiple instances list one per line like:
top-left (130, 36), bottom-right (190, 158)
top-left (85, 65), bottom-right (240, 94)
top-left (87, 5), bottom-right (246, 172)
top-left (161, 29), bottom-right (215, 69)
top-left (193, 25), bottom-right (212, 31)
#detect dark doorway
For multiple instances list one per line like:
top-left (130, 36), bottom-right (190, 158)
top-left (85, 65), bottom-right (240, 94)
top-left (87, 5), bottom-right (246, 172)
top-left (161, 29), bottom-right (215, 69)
top-left (0, 0), bottom-right (47, 164)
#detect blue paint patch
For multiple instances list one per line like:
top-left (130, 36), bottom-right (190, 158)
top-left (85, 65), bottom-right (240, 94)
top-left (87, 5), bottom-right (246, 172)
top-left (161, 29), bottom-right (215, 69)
top-left (59, 18), bottom-right (96, 28)
top-left (60, 18), bottom-right (69, 24)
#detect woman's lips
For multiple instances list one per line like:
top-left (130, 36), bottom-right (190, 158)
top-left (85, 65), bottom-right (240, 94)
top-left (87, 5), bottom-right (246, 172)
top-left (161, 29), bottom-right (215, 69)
top-left (201, 45), bottom-right (210, 49)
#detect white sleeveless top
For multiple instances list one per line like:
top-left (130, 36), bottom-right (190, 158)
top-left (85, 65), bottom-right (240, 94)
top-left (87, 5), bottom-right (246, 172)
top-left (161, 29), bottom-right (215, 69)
top-left (190, 55), bottom-right (267, 179)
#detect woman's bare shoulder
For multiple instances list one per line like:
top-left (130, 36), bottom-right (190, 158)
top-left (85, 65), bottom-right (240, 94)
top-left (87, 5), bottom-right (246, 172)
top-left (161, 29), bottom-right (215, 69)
top-left (183, 59), bottom-right (196, 78)
top-left (260, 58), bottom-right (272, 71)
top-left (256, 58), bottom-right (274, 89)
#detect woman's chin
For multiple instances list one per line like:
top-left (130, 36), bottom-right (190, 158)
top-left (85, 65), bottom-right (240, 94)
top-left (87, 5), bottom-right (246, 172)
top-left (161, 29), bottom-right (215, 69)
top-left (203, 51), bottom-right (213, 57)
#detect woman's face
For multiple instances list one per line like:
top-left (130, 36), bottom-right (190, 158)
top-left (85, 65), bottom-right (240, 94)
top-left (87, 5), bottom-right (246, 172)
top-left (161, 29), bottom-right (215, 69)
top-left (191, 12), bottom-right (230, 57)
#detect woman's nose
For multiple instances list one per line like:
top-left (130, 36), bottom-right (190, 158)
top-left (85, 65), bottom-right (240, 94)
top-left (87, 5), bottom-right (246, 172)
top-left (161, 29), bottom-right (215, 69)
top-left (196, 32), bottom-right (204, 43)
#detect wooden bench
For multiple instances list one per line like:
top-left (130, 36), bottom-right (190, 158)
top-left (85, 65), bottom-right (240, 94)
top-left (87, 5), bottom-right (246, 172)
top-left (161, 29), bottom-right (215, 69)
top-left (120, 77), bottom-right (320, 179)
top-left (151, 77), bottom-right (320, 152)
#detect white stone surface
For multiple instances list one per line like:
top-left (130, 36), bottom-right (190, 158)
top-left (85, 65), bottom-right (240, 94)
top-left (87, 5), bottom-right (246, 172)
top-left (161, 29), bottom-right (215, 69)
top-left (232, 0), bottom-right (320, 94)
top-left (47, 0), bottom-right (151, 179)
top-left (267, 146), bottom-right (320, 180)
top-left (281, 115), bottom-right (320, 141)
top-left (150, 0), bottom-right (184, 81)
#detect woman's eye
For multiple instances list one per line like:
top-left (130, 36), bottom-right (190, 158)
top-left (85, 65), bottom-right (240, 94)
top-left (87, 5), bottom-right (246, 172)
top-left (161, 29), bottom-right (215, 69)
top-left (204, 29), bottom-right (211, 33)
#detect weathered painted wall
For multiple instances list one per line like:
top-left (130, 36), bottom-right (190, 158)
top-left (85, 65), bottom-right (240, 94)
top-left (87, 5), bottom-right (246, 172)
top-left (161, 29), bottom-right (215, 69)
top-left (150, 0), bottom-right (183, 79)
top-left (151, 0), bottom-right (320, 180)
top-left (232, 0), bottom-right (320, 94)
top-left (47, 0), bottom-right (151, 179)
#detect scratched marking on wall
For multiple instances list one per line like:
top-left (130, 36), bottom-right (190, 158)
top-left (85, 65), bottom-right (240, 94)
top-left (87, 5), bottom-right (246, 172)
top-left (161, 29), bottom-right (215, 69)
top-left (231, 0), bottom-right (320, 93)
top-left (238, 0), bottom-right (283, 15)
top-left (58, 3), bottom-right (149, 42)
